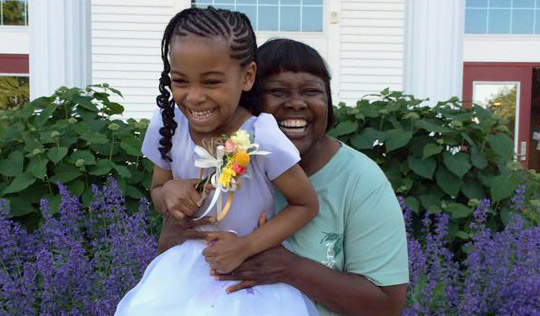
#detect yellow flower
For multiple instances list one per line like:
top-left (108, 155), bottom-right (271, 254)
top-left (230, 130), bottom-right (251, 152)
top-left (234, 152), bottom-right (250, 167)
top-left (218, 166), bottom-right (236, 187)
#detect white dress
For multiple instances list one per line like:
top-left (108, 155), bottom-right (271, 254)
top-left (114, 110), bottom-right (319, 316)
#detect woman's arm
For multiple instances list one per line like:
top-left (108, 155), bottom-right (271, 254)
top-left (216, 246), bottom-right (407, 316)
top-left (202, 164), bottom-right (318, 273)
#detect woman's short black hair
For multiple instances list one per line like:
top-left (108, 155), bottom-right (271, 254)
top-left (256, 38), bottom-right (335, 131)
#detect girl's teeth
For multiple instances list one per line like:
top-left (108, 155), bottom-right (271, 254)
top-left (189, 109), bottom-right (214, 119)
top-left (280, 126), bottom-right (307, 135)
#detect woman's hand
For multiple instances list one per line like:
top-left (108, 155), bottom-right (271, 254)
top-left (202, 232), bottom-right (251, 274)
top-left (159, 178), bottom-right (203, 220)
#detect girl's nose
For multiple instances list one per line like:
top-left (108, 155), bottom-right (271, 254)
top-left (185, 87), bottom-right (205, 104)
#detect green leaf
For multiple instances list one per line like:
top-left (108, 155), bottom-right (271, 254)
top-left (408, 156), bottom-right (436, 179)
top-left (3, 173), bottom-right (36, 195)
top-left (447, 203), bottom-right (473, 219)
top-left (462, 179), bottom-right (485, 200)
top-left (27, 156), bottom-right (48, 179)
top-left (51, 163), bottom-right (83, 184)
top-left (80, 132), bottom-right (109, 145)
top-left (104, 101), bottom-right (124, 115)
top-left (0, 151), bottom-right (24, 177)
top-left (490, 175), bottom-right (516, 202)
top-left (385, 129), bottom-right (412, 153)
top-left (125, 185), bottom-right (144, 199)
top-left (350, 128), bottom-right (385, 150)
top-left (36, 104), bottom-right (59, 127)
top-left (436, 167), bottom-right (462, 197)
top-left (422, 143), bottom-right (442, 160)
top-left (70, 150), bottom-right (96, 165)
top-left (488, 134), bottom-right (514, 160)
top-left (329, 120), bottom-right (358, 137)
top-left (419, 189), bottom-right (444, 210)
top-left (73, 95), bottom-right (98, 111)
top-left (113, 164), bottom-right (132, 178)
top-left (470, 146), bottom-right (488, 169)
top-left (66, 180), bottom-right (85, 196)
top-left (443, 152), bottom-right (471, 178)
top-left (47, 147), bottom-right (68, 164)
top-left (108, 87), bottom-right (124, 98)
top-left (89, 159), bottom-right (113, 176)
top-left (455, 230), bottom-right (471, 240)
top-left (9, 197), bottom-right (37, 217)
top-left (404, 196), bottom-right (420, 213)
top-left (119, 136), bottom-right (143, 156)
top-left (473, 105), bottom-right (492, 122)
top-left (415, 119), bottom-right (451, 133)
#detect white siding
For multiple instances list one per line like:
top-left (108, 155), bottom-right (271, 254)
top-left (338, 0), bottom-right (405, 105)
top-left (91, 0), bottom-right (175, 119)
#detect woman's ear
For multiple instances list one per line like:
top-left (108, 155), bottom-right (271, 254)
top-left (242, 61), bottom-right (257, 91)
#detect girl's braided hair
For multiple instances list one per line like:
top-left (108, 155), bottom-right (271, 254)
top-left (157, 6), bottom-right (259, 161)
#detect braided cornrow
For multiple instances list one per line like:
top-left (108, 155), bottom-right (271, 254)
top-left (156, 6), bottom-right (259, 161)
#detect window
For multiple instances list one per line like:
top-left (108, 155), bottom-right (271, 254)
top-left (0, 0), bottom-right (28, 26)
top-left (465, 0), bottom-right (540, 34)
top-left (0, 76), bottom-right (29, 110)
top-left (191, 0), bottom-right (323, 32)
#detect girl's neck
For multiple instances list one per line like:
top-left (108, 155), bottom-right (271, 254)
top-left (189, 107), bottom-right (252, 145)
top-left (299, 135), bottom-right (340, 176)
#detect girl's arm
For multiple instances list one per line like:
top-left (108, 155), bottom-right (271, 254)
top-left (150, 165), bottom-right (203, 220)
top-left (202, 164), bottom-right (318, 273)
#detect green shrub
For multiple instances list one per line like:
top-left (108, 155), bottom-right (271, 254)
top-left (0, 84), bottom-right (153, 221)
top-left (330, 89), bottom-right (540, 242)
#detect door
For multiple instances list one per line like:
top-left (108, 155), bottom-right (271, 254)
top-left (463, 62), bottom-right (540, 170)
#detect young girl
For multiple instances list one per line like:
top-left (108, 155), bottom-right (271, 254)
top-left (114, 7), bottom-right (319, 316)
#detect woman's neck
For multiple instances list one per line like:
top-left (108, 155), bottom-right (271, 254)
top-left (299, 135), bottom-right (340, 176)
top-left (190, 107), bottom-right (252, 145)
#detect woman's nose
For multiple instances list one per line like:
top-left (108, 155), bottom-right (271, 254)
top-left (285, 93), bottom-right (307, 110)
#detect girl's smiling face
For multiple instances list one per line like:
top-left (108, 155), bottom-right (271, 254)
top-left (262, 71), bottom-right (329, 155)
top-left (169, 34), bottom-right (256, 139)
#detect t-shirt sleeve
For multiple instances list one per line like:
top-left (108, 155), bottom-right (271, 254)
top-left (343, 162), bottom-right (409, 286)
top-left (141, 109), bottom-right (172, 170)
top-left (253, 114), bottom-right (301, 181)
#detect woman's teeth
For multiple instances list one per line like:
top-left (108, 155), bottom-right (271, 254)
top-left (189, 108), bottom-right (215, 120)
top-left (279, 119), bottom-right (308, 134)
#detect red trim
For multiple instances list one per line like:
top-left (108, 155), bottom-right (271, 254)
top-left (0, 54), bottom-right (29, 74)
top-left (463, 62), bottom-right (540, 169)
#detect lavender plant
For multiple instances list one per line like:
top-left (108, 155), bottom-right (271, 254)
top-left (0, 178), bottom-right (156, 316)
top-left (403, 196), bottom-right (540, 316)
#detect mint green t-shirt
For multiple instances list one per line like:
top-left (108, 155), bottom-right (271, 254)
top-left (275, 143), bottom-right (409, 316)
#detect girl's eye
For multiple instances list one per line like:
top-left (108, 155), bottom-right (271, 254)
top-left (204, 80), bottom-right (222, 86)
top-left (172, 79), bottom-right (187, 85)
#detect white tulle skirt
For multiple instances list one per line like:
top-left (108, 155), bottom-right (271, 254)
top-left (114, 240), bottom-right (319, 316)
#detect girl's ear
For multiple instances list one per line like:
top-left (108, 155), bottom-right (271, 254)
top-left (242, 61), bottom-right (257, 92)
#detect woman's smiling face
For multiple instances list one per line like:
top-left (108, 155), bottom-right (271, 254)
top-left (262, 71), bottom-right (329, 155)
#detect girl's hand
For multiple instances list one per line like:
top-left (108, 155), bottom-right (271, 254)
top-left (202, 232), bottom-right (251, 274)
top-left (161, 179), bottom-right (204, 219)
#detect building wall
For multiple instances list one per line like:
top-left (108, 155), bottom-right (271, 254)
top-left (0, 26), bottom-right (28, 55)
top-left (338, 0), bottom-right (405, 105)
top-left (90, 0), bottom-right (407, 118)
top-left (91, 0), bottom-right (175, 119)
top-left (463, 35), bottom-right (540, 62)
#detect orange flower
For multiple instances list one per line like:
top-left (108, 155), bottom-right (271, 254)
top-left (234, 152), bottom-right (250, 167)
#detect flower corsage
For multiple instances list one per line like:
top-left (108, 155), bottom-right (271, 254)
top-left (193, 130), bottom-right (269, 222)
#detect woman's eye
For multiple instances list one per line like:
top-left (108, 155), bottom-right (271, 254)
top-left (304, 89), bottom-right (322, 96)
top-left (267, 88), bottom-right (288, 97)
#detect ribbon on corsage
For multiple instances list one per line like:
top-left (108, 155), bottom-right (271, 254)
top-left (193, 130), bottom-right (270, 222)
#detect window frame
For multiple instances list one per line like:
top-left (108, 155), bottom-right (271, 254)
top-left (465, 0), bottom-right (540, 34)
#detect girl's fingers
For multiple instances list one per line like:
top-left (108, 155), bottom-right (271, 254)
top-left (257, 212), bottom-right (267, 227)
top-left (226, 280), bottom-right (257, 294)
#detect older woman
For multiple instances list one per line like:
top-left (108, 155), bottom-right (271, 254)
top-left (158, 39), bottom-right (408, 316)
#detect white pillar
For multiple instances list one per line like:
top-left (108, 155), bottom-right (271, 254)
top-left (403, 0), bottom-right (465, 104)
top-left (29, 0), bottom-right (92, 100)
